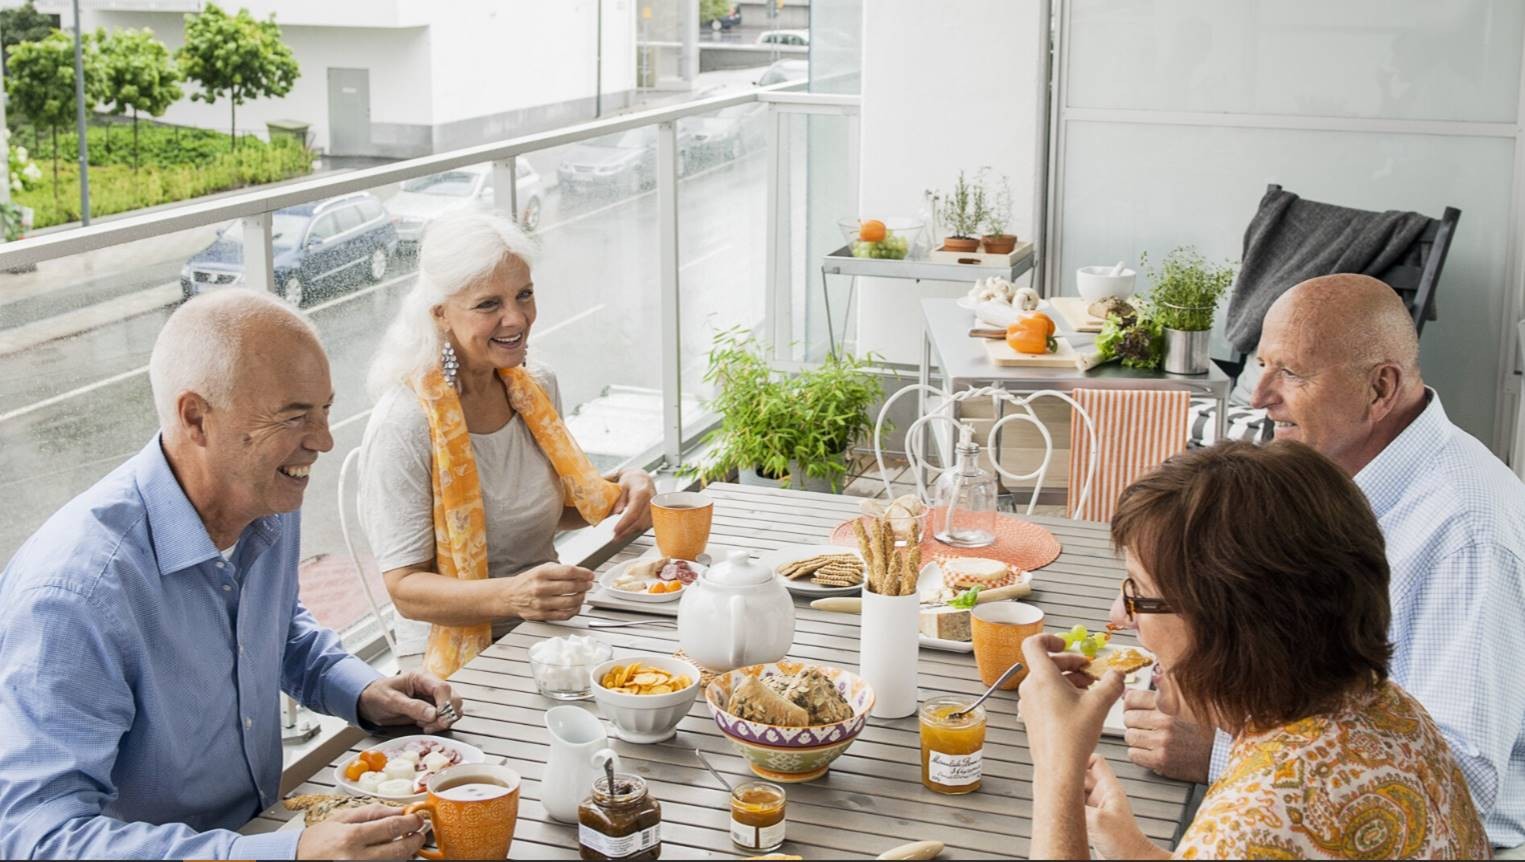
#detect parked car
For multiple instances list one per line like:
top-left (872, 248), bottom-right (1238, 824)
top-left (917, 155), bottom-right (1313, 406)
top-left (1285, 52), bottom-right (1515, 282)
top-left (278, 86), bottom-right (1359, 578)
top-left (389, 162), bottom-right (545, 246)
top-left (180, 192), bottom-right (399, 307)
top-left (708, 4), bottom-right (742, 30)
top-left (755, 59), bottom-right (809, 87)
top-left (556, 126), bottom-right (697, 200)
top-left (756, 29), bottom-right (809, 47)
top-left (679, 102), bottom-right (767, 166)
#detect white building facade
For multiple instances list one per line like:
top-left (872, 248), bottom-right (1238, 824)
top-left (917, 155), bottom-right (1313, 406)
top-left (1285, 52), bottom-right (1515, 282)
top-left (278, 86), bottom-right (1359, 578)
top-left (40, 0), bottom-right (638, 157)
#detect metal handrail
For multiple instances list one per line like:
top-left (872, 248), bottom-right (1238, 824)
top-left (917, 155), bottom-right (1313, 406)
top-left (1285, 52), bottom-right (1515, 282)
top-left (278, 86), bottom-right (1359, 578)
top-left (0, 83), bottom-right (856, 270)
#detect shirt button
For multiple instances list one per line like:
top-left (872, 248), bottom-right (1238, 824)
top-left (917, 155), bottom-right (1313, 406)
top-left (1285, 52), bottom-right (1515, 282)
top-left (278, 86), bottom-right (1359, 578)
top-left (216, 561), bottom-right (227, 569)
top-left (223, 584), bottom-right (232, 592)
top-left (244, 717), bottom-right (252, 729)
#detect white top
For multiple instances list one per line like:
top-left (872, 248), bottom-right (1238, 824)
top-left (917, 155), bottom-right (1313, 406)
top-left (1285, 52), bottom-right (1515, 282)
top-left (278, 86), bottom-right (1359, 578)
top-left (358, 364), bottom-right (567, 656)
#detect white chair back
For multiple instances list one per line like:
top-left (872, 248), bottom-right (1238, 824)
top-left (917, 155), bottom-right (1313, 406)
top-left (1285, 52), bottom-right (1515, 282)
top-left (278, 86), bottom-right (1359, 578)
top-left (872, 384), bottom-right (1099, 520)
top-left (337, 445), bottom-right (398, 655)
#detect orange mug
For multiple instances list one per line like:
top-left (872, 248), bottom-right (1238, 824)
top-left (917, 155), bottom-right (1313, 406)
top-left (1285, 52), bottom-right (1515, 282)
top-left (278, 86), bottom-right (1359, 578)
top-left (403, 763), bottom-right (521, 860)
top-left (650, 491), bottom-right (713, 561)
top-left (971, 602), bottom-right (1046, 690)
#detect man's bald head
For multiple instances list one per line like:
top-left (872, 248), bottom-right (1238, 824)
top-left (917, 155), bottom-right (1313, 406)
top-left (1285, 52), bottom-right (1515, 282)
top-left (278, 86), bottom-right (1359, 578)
top-left (149, 289), bottom-right (322, 433)
top-left (1264, 274), bottom-right (1422, 385)
top-left (1252, 274), bottom-right (1428, 475)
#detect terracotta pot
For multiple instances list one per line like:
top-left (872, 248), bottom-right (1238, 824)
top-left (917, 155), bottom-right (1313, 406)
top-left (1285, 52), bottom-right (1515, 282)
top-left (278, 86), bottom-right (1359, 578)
top-left (941, 237), bottom-right (980, 252)
top-left (980, 234), bottom-right (1017, 255)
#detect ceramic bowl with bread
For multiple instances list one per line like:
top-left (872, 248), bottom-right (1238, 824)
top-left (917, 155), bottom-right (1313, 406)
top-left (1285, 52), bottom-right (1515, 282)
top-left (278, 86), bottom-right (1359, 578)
top-left (704, 662), bottom-right (874, 781)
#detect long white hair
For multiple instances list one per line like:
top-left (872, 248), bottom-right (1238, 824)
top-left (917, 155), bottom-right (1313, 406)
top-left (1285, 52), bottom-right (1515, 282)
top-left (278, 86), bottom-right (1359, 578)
top-left (367, 208), bottom-right (540, 401)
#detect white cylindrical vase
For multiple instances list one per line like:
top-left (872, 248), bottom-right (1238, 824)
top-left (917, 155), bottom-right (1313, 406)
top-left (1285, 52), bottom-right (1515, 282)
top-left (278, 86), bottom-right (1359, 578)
top-left (859, 588), bottom-right (920, 718)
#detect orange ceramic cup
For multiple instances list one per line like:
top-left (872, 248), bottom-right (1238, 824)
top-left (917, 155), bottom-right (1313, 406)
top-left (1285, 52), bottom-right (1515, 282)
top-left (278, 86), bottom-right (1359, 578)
top-left (971, 602), bottom-right (1046, 690)
top-left (403, 763), bottom-right (521, 860)
top-left (650, 491), bottom-right (713, 560)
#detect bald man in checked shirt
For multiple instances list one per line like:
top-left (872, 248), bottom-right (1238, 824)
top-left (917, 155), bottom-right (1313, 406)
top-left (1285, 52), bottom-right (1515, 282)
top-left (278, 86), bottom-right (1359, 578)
top-left (1114, 274), bottom-right (1525, 857)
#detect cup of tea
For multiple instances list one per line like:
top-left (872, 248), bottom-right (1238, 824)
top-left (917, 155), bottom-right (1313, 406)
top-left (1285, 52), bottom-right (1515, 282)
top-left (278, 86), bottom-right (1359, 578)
top-left (650, 491), bottom-right (713, 561)
top-left (971, 602), bottom-right (1046, 690)
top-left (403, 763), bottom-right (521, 860)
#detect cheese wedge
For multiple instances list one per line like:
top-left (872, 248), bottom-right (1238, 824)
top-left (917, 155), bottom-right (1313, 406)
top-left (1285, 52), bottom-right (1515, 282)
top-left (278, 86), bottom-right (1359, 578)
top-left (918, 605), bottom-right (972, 641)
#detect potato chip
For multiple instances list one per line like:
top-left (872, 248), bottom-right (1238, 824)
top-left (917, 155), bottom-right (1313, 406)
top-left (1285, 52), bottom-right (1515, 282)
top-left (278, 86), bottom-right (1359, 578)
top-left (632, 673), bottom-right (662, 686)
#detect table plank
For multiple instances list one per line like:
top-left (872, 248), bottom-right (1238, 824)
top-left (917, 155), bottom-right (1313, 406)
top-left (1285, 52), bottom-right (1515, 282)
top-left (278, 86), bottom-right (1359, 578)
top-left (252, 483), bottom-right (1192, 859)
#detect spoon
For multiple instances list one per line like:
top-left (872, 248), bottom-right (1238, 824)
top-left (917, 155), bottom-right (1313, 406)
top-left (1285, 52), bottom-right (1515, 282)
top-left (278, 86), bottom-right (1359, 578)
top-left (950, 661), bottom-right (1024, 720)
top-left (693, 747), bottom-right (733, 792)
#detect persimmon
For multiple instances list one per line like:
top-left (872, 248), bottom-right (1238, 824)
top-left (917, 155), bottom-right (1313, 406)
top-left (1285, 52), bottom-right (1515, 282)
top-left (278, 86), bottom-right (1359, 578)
top-left (858, 219), bottom-right (887, 243)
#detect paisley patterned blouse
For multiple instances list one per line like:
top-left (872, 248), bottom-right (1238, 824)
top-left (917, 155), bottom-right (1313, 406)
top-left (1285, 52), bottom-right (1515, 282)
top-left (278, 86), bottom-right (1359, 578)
top-left (1175, 680), bottom-right (1490, 860)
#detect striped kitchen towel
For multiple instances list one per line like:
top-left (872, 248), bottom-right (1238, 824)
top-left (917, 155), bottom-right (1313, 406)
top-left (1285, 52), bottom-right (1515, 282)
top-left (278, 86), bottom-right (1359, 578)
top-left (1067, 389), bottom-right (1191, 523)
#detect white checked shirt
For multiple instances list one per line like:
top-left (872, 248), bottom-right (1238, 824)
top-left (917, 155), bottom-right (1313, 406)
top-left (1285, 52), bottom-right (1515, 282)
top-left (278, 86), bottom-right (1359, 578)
top-left (1208, 392), bottom-right (1525, 849)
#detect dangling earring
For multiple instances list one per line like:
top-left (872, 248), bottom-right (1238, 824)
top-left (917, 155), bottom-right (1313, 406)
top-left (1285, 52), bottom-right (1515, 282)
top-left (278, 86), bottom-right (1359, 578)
top-left (441, 340), bottom-right (460, 392)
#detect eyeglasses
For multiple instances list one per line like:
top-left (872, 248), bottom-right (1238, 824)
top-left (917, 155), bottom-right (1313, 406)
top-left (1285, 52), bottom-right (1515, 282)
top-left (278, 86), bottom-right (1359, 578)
top-left (1122, 578), bottom-right (1172, 620)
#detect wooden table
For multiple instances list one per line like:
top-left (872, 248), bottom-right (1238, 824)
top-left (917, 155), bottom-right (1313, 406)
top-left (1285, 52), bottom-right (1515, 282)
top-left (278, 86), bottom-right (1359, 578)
top-left (243, 483), bottom-right (1194, 858)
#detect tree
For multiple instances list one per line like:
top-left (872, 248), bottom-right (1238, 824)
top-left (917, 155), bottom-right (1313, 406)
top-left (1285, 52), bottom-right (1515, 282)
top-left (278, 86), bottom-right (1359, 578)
top-left (0, 1), bottom-right (58, 78)
top-left (5, 29), bottom-right (103, 203)
top-left (699, 0), bottom-right (730, 23)
top-left (176, 4), bottom-right (298, 152)
top-left (100, 28), bottom-right (182, 173)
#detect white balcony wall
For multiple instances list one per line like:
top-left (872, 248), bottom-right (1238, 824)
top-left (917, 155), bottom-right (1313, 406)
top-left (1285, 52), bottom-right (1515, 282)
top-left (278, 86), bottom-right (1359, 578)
top-left (852, 0), bottom-right (1047, 365)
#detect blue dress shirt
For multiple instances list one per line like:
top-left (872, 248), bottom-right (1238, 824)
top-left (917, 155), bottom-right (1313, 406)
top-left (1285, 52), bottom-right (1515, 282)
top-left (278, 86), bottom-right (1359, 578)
top-left (0, 437), bottom-right (381, 859)
top-left (1208, 393), bottom-right (1525, 848)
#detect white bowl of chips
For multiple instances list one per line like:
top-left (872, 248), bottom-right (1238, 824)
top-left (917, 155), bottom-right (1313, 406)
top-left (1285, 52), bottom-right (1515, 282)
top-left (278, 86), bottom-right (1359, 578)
top-left (590, 656), bottom-right (701, 744)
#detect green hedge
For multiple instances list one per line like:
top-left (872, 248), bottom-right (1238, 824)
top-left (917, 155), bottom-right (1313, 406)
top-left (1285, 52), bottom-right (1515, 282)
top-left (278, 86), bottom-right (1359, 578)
top-left (16, 136), bottom-right (313, 228)
top-left (18, 121), bottom-right (286, 168)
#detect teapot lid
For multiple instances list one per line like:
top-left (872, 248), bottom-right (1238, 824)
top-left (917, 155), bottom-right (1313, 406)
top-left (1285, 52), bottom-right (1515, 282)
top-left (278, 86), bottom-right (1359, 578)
top-left (705, 549), bottom-right (772, 586)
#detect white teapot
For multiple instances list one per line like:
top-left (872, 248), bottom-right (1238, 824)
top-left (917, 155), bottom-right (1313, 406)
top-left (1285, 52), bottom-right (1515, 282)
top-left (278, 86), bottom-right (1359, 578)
top-left (677, 549), bottom-right (795, 672)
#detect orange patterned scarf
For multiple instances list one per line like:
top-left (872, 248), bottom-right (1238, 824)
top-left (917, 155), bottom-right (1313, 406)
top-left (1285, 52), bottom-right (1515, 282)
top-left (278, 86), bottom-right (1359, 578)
top-left (413, 365), bottom-right (622, 677)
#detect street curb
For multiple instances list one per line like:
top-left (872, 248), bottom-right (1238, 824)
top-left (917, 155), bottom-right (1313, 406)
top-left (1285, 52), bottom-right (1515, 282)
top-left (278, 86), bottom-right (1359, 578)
top-left (0, 283), bottom-right (180, 357)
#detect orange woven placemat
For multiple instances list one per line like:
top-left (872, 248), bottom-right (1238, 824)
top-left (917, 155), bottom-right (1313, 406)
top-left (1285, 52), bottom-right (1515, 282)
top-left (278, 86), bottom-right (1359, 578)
top-left (829, 508), bottom-right (1062, 572)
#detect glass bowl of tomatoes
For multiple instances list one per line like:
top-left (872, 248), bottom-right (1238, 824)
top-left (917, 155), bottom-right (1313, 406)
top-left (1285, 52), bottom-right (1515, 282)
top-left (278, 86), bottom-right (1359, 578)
top-left (839, 217), bottom-right (926, 260)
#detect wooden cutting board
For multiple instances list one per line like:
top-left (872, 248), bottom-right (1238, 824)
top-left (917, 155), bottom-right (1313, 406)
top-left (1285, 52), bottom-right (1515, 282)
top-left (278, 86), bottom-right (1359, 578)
top-left (1049, 296), bottom-right (1108, 333)
top-left (984, 335), bottom-right (1079, 367)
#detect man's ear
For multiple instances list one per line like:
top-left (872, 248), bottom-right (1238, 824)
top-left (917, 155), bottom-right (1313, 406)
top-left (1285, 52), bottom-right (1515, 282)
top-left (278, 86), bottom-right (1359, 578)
top-left (178, 392), bottom-right (212, 446)
top-left (1367, 363), bottom-right (1405, 423)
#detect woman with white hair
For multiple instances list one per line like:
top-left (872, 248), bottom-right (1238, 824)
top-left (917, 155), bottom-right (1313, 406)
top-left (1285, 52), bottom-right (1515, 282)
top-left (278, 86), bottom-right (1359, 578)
top-left (360, 209), bottom-right (654, 676)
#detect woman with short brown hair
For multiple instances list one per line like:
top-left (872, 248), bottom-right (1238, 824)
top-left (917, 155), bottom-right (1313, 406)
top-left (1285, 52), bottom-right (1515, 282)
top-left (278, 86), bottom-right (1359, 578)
top-left (1019, 440), bottom-right (1489, 860)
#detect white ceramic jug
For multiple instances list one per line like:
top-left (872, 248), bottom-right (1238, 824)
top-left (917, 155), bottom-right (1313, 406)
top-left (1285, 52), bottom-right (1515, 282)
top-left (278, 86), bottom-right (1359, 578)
top-left (542, 706), bottom-right (621, 823)
top-left (677, 549), bottom-right (795, 672)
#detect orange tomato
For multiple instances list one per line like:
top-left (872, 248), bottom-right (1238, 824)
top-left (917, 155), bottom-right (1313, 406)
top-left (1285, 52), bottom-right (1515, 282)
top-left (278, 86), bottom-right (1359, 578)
top-left (344, 759), bottom-right (368, 781)
top-left (1006, 311), bottom-right (1057, 355)
top-left (859, 219), bottom-right (887, 243)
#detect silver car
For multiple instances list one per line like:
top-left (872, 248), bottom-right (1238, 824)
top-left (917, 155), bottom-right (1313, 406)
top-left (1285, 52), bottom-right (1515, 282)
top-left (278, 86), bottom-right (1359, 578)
top-left (388, 162), bottom-right (545, 245)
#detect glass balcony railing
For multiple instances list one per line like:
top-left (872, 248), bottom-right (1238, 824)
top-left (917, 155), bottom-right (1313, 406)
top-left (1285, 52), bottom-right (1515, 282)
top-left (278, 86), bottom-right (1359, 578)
top-left (0, 84), bottom-right (858, 640)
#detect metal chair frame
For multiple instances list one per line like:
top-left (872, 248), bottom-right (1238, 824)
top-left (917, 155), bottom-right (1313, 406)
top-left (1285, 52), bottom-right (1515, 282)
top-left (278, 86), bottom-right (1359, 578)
top-left (337, 446), bottom-right (399, 656)
top-left (871, 384), bottom-right (1100, 521)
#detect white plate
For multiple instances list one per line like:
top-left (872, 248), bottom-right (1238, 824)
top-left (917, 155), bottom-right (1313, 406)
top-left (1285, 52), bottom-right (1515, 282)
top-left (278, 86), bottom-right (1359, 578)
top-left (911, 562), bottom-right (1033, 654)
top-left (332, 735), bottom-right (486, 804)
top-left (955, 295), bottom-right (980, 310)
top-left (597, 556), bottom-right (705, 603)
top-left (1091, 644), bottom-right (1156, 738)
top-left (757, 543), bottom-right (864, 596)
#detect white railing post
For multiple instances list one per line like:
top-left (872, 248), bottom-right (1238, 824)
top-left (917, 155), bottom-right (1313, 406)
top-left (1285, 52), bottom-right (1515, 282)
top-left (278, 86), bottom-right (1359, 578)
top-left (242, 212), bottom-right (275, 296)
top-left (493, 157), bottom-right (518, 224)
top-left (657, 120), bottom-right (683, 467)
top-left (765, 107), bottom-right (792, 360)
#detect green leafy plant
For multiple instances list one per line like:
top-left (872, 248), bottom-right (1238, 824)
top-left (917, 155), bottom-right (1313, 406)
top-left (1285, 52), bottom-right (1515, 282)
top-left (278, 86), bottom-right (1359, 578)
top-left (5, 29), bottom-right (105, 203)
top-left (978, 167), bottom-right (1013, 237)
top-left (689, 328), bottom-right (884, 491)
top-left (1143, 247), bottom-right (1236, 332)
top-left (0, 2), bottom-right (57, 77)
top-left (925, 170), bottom-right (987, 240)
top-left (1096, 308), bottom-right (1164, 370)
top-left (100, 28), bottom-right (183, 172)
top-left (6, 130), bottom-right (42, 194)
top-left (177, 3), bottom-right (299, 151)
top-left (699, 0), bottom-right (731, 23)
top-left (948, 587), bottom-right (981, 610)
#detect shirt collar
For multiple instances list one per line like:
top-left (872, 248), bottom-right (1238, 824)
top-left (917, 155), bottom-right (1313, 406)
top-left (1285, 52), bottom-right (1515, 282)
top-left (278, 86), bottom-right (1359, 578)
top-left (132, 435), bottom-right (282, 576)
top-left (1353, 388), bottom-right (1451, 519)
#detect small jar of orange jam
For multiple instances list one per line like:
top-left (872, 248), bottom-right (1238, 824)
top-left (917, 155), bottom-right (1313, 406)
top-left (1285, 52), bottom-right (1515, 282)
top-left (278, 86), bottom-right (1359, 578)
top-left (919, 695), bottom-right (986, 794)
top-left (729, 781), bottom-right (786, 852)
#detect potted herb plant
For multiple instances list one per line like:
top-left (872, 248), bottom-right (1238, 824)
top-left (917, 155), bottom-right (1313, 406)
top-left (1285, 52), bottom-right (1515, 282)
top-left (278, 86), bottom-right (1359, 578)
top-left (691, 328), bottom-right (883, 492)
top-left (926, 170), bottom-right (986, 252)
top-left (1143, 247), bottom-right (1237, 375)
top-left (978, 168), bottom-right (1017, 255)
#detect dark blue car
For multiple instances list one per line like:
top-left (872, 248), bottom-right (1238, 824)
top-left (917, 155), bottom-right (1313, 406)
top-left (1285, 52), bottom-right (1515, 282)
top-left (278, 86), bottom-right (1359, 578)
top-left (180, 192), bottom-right (399, 307)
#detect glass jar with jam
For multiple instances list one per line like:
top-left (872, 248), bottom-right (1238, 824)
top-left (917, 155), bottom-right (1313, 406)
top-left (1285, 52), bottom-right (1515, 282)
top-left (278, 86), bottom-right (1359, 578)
top-left (729, 781), bottom-right (786, 852)
top-left (578, 773), bottom-right (662, 861)
top-left (920, 695), bottom-right (986, 794)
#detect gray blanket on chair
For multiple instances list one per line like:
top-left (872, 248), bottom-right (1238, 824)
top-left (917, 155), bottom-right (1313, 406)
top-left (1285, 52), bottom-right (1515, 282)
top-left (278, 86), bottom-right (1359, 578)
top-left (1224, 187), bottom-right (1434, 352)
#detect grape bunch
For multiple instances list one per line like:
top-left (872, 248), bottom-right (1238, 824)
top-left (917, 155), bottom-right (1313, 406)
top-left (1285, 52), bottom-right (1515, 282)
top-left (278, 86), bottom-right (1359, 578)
top-left (1060, 624), bottom-right (1111, 659)
top-left (851, 230), bottom-right (909, 260)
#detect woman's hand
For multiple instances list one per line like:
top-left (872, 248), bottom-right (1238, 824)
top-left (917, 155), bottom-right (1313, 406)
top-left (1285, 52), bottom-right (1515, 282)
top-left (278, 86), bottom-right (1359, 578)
top-left (1085, 754), bottom-right (1165, 860)
top-left (498, 563), bottom-right (594, 621)
top-left (1017, 633), bottom-right (1126, 773)
top-left (607, 469), bottom-right (655, 541)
